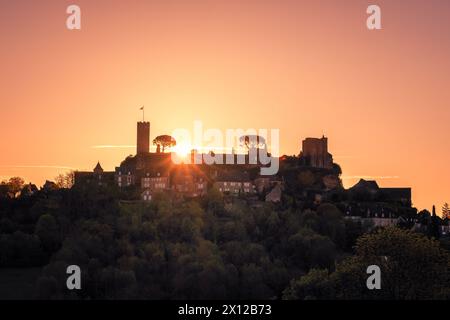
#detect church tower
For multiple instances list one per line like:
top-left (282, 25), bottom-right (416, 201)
top-left (137, 121), bottom-right (150, 154)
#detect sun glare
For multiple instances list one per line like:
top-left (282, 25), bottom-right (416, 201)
top-left (173, 143), bottom-right (191, 158)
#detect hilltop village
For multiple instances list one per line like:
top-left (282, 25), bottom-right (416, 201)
top-left (1, 121), bottom-right (449, 300)
top-left (74, 121), bottom-right (418, 229)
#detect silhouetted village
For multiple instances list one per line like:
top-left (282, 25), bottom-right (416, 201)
top-left (71, 121), bottom-right (448, 235)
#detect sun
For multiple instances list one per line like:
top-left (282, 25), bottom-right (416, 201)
top-left (173, 143), bottom-right (191, 158)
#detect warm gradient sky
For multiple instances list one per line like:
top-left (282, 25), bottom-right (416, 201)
top-left (1, 0), bottom-right (449, 211)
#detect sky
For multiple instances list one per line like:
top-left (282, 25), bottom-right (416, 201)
top-left (1, 0), bottom-right (449, 211)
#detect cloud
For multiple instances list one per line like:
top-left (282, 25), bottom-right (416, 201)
top-left (91, 145), bottom-right (136, 149)
top-left (0, 165), bottom-right (76, 170)
top-left (341, 175), bottom-right (400, 180)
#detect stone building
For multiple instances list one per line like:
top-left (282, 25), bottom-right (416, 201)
top-left (74, 162), bottom-right (115, 187)
top-left (349, 179), bottom-right (411, 206)
top-left (299, 136), bottom-right (333, 169)
top-left (137, 121), bottom-right (150, 155)
top-left (171, 169), bottom-right (208, 198)
top-left (213, 171), bottom-right (255, 195)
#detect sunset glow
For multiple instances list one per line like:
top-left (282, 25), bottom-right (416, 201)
top-left (173, 143), bottom-right (192, 158)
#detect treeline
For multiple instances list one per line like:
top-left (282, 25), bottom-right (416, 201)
top-left (34, 186), bottom-right (362, 299)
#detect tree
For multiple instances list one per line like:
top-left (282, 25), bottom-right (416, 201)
top-left (283, 227), bottom-right (450, 300)
top-left (287, 228), bottom-right (336, 270)
top-left (35, 214), bottom-right (60, 252)
top-left (152, 135), bottom-right (176, 153)
top-left (283, 269), bottom-right (333, 300)
top-left (354, 226), bottom-right (449, 299)
top-left (1, 177), bottom-right (25, 198)
top-left (297, 170), bottom-right (315, 187)
top-left (239, 135), bottom-right (266, 151)
top-left (428, 205), bottom-right (441, 239)
top-left (36, 276), bottom-right (59, 299)
top-left (442, 203), bottom-right (450, 220)
top-left (206, 186), bottom-right (224, 215)
top-left (332, 163), bottom-right (342, 176)
top-left (55, 171), bottom-right (74, 189)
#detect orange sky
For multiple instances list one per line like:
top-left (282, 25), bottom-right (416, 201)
top-left (1, 0), bottom-right (449, 211)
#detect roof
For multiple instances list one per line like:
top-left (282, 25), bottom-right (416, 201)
top-left (94, 162), bottom-right (103, 172)
top-left (215, 171), bottom-right (251, 182)
top-left (266, 184), bottom-right (282, 202)
top-left (350, 179), bottom-right (379, 191)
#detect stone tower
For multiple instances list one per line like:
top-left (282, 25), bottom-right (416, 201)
top-left (300, 135), bottom-right (333, 169)
top-left (137, 121), bottom-right (150, 154)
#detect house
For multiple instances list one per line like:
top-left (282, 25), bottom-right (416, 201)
top-left (42, 180), bottom-right (58, 192)
top-left (115, 152), bottom-right (172, 188)
top-left (140, 172), bottom-right (170, 201)
top-left (214, 171), bottom-right (255, 195)
top-left (141, 172), bottom-right (169, 191)
top-left (349, 179), bottom-right (411, 206)
top-left (20, 183), bottom-right (38, 197)
top-left (170, 166), bottom-right (208, 198)
top-left (254, 175), bottom-right (283, 194)
top-left (74, 162), bottom-right (115, 187)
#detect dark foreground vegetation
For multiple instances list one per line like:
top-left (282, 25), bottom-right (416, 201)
top-left (0, 178), bottom-right (449, 300)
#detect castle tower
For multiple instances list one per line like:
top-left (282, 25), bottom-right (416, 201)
top-left (300, 136), bottom-right (333, 169)
top-left (137, 121), bottom-right (150, 154)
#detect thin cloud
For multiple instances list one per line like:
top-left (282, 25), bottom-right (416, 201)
top-left (333, 155), bottom-right (357, 159)
top-left (90, 145), bottom-right (246, 153)
top-left (341, 175), bottom-right (400, 180)
top-left (91, 145), bottom-right (136, 149)
top-left (0, 165), bottom-right (76, 170)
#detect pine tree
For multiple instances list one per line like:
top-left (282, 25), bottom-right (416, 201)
top-left (427, 205), bottom-right (441, 239)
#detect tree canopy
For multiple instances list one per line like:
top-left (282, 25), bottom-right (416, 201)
top-left (152, 135), bottom-right (176, 153)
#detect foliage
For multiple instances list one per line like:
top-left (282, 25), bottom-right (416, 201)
top-left (0, 174), bottom-right (448, 300)
top-left (152, 135), bottom-right (176, 153)
top-left (283, 227), bottom-right (450, 300)
top-left (442, 203), bottom-right (450, 220)
top-left (55, 172), bottom-right (75, 189)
